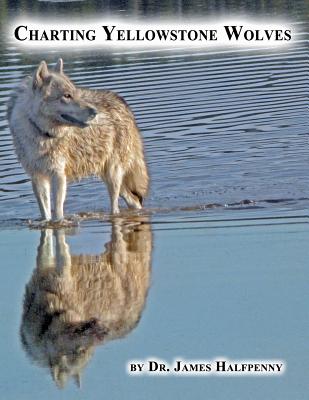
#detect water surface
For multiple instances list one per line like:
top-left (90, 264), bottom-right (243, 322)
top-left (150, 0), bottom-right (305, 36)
top-left (0, 212), bottom-right (308, 399)
top-left (0, 1), bottom-right (308, 222)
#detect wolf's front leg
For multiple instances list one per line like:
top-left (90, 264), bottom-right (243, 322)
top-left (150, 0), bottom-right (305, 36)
top-left (52, 173), bottom-right (67, 220)
top-left (54, 230), bottom-right (71, 277)
top-left (32, 175), bottom-right (51, 220)
top-left (36, 229), bottom-right (54, 269)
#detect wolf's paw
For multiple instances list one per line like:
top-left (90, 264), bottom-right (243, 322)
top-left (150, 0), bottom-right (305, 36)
top-left (28, 216), bottom-right (80, 229)
top-left (28, 219), bottom-right (52, 229)
top-left (50, 216), bottom-right (80, 228)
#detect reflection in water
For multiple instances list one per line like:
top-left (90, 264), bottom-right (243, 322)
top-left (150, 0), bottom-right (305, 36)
top-left (20, 218), bottom-right (152, 388)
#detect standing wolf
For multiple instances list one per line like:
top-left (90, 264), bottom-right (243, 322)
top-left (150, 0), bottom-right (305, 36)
top-left (7, 59), bottom-right (149, 220)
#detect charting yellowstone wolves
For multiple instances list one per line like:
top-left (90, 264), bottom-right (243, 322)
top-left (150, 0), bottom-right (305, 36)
top-left (20, 219), bottom-right (152, 388)
top-left (7, 58), bottom-right (149, 220)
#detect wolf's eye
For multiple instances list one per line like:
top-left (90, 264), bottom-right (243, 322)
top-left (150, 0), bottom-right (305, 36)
top-left (77, 346), bottom-right (86, 354)
top-left (63, 93), bottom-right (72, 100)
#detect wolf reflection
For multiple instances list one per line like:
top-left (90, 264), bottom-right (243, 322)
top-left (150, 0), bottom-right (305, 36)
top-left (20, 219), bottom-right (152, 388)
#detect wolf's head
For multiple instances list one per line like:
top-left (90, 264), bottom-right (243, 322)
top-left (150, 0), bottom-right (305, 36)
top-left (21, 312), bottom-right (107, 389)
top-left (31, 59), bottom-right (97, 130)
top-left (48, 317), bottom-right (108, 388)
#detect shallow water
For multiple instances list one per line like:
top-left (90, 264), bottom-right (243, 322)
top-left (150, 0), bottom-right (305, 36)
top-left (0, 213), bottom-right (308, 400)
top-left (0, 1), bottom-right (308, 399)
top-left (0, 2), bottom-right (308, 221)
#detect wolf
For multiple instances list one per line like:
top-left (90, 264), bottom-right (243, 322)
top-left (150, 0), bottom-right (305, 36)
top-left (20, 218), bottom-right (152, 388)
top-left (7, 59), bottom-right (149, 220)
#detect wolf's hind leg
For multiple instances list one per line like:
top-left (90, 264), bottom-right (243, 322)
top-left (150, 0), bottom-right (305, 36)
top-left (120, 187), bottom-right (142, 209)
top-left (105, 165), bottom-right (123, 214)
top-left (32, 175), bottom-right (51, 220)
top-left (110, 221), bottom-right (128, 268)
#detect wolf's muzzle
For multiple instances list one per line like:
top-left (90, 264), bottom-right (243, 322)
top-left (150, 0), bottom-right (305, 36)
top-left (60, 106), bottom-right (97, 128)
top-left (87, 107), bottom-right (97, 119)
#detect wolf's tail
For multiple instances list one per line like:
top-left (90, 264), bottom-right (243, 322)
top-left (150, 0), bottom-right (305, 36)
top-left (123, 158), bottom-right (149, 206)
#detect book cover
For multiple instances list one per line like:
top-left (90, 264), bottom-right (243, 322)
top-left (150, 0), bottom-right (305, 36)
top-left (0, 1), bottom-right (307, 399)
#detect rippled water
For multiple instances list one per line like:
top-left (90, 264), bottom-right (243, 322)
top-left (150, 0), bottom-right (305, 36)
top-left (0, 4), bottom-right (308, 223)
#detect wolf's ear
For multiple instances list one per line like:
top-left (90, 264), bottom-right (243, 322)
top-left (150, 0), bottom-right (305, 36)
top-left (54, 58), bottom-right (64, 74)
top-left (51, 364), bottom-right (68, 389)
top-left (33, 60), bottom-right (50, 90)
top-left (73, 373), bottom-right (81, 389)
